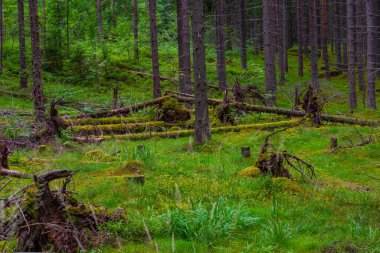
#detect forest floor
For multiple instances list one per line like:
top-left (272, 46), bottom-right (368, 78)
top-left (0, 50), bottom-right (380, 252)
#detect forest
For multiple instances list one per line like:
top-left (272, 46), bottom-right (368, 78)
top-left (0, 0), bottom-right (379, 252)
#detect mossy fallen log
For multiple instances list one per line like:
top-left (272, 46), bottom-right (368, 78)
top-left (72, 121), bottom-right (169, 135)
top-left (84, 94), bottom-right (173, 118)
top-left (72, 119), bottom-right (301, 142)
top-left (168, 92), bottom-right (379, 127)
top-left (63, 116), bottom-right (152, 126)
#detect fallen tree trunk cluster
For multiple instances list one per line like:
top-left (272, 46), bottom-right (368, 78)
top-left (0, 144), bottom-right (122, 252)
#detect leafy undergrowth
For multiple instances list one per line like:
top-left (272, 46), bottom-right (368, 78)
top-left (3, 123), bottom-right (379, 252)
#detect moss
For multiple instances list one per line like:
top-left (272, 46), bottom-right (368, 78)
top-left (237, 166), bottom-right (262, 178)
top-left (83, 149), bottom-right (117, 162)
top-left (272, 177), bottom-right (306, 196)
top-left (64, 116), bottom-right (152, 126)
top-left (109, 160), bottom-right (145, 176)
top-left (157, 98), bottom-right (191, 123)
top-left (37, 145), bottom-right (47, 152)
top-left (72, 121), bottom-right (168, 135)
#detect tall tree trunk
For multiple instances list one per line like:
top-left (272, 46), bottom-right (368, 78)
top-left (303, 1), bottom-right (309, 56)
top-left (133, 0), bottom-right (139, 63)
top-left (335, 0), bottom-right (342, 68)
top-left (321, 0), bottom-right (330, 80)
top-left (341, 0), bottom-right (348, 72)
top-left (0, 0), bottom-right (3, 76)
top-left (28, 0), bottom-right (46, 123)
top-left (355, 0), bottom-right (365, 93)
top-left (309, 0), bottom-right (319, 89)
top-left (277, 0), bottom-right (285, 84)
top-left (239, 0), bottom-right (247, 69)
top-left (263, 0), bottom-right (276, 105)
top-left (18, 0), bottom-right (28, 88)
top-left (96, 0), bottom-right (104, 42)
top-left (376, 0), bottom-right (380, 79)
top-left (41, 0), bottom-right (47, 55)
top-left (191, 0), bottom-right (210, 144)
top-left (66, 0), bottom-right (70, 59)
top-left (366, 0), bottom-right (376, 109)
top-left (296, 0), bottom-right (303, 77)
top-left (216, 0), bottom-right (227, 90)
top-left (347, 0), bottom-right (357, 109)
top-left (112, 0), bottom-right (117, 27)
top-left (177, 0), bottom-right (192, 94)
top-left (149, 0), bottom-right (161, 98)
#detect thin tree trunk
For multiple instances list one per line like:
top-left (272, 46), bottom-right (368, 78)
top-left (28, 0), bottom-right (46, 123)
top-left (191, 0), bottom-right (210, 144)
top-left (341, 0), bottom-right (348, 72)
top-left (66, 0), bottom-right (70, 59)
top-left (263, 0), bottom-right (276, 105)
top-left (309, 0), bottom-right (319, 89)
top-left (0, 0), bottom-right (3, 76)
top-left (239, 0), bottom-right (247, 69)
top-left (96, 0), bottom-right (104, 42)
top-left (335, 0), bottom-right (342, 68)
top-left (347, 0), bottom-right (357, 110)
top-left (366, 0), bottom-right (376, 109)
top-left (42, 0), bottom-right (47, 55)
top-left (296, 0), bottom-right (303, 77)
top-left (376, 0), bottom-right (380, 79)
top-left (113, 0), bottom-right (117, 27)
top-left (177, 0), bottom-right (192, 94)
top-left (18, 0), bottom-right (28, 88)
top-left (216, 0), bottom-right (227, 90)
top-left (303, 1), bottom-right (309, 56)
top-left (355, 0), bottom-right (365, 93)
top-left (133, 0), bottom-right (139, 63)
top-left (321, 0), bottom-right (330, 80)
top-left (277, 0), bottom-right (285, 84)
top-left (149, 0), bottom-right (161, 98)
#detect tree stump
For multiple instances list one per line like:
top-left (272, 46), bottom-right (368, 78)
top-left (241, 146), bottom-right (251, 158)
top-left (330, 138), bottom-right (338, 149)
top-left (0, 142), bottom-right (9, 169)
top-left (126, 175), bottom-right (145, 184)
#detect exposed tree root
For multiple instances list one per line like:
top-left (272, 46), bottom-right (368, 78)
top-left (256, 129), bottom-right (316, 180)
top-left (0, 154), bottom-right (121, 252)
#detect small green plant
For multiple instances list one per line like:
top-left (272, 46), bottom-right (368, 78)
top-left (161, 198), bottom-right (261, 246)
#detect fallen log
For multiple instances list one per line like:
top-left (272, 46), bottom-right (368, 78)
top-left (83, 94), bottom-right (173, 118)
top-left (168, 92), bottom-right (379, 127)
top-left (72, 119), bottom-right (302, 142)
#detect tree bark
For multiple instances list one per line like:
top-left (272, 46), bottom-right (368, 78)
top-left (96, 0), bottom-right (104, 42)
top-left (41, 0), bottom-right (47, 54)
top-left (28, 0), bottom-right (46, 123)
top-left (347, 0), bottom-right (357, 110)
top-left (321, 0), bottom-right (330, 80)
top-left (335, 0), bottom-right (342, 68)
top-left (133, 0), bottom-right (139, 63)
top-left (191, 0), bottom-right (211, 144)
top-left (0, 0), bottom-right (3, 76)
top-left (149, 0), bottom-right (161, 98)
top-left (263, 0), bottom-right (276, 105)
top-left (303, 1), bottom-right (309, 56)
top-left (296, 0), bottom-right (303, 77)
top-left (66, 0), bottom-right (70, 59)
top-left (18, 0), bottom-right (28, 88)
top-left (366, 0), bottom-right (376, 109)
top-left (309, 0), bottom-right (319, 90)
top-left (216, 0), bottom-right (227, 90)
top-left (239, 0), bottom-right (247, 70)
top-left (341, 0), bottom-right (348, 72)
top-left (177, 0), bottom-right (192, 94)
top-left (277, 0), bottom-right (286, 84)
top-left (355, 0), bottom-right (365, 93)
